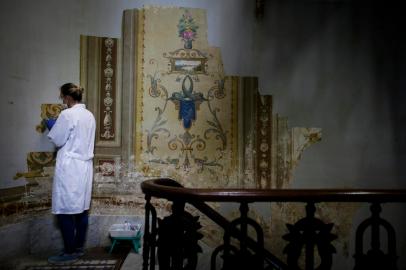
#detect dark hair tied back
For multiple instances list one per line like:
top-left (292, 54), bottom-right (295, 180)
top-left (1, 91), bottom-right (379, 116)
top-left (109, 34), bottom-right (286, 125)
top-left (60, 83), bottom-right (84, 102)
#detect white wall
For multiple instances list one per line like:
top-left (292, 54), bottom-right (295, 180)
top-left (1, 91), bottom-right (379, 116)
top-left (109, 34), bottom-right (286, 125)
top-left (0, 0), bottom-right (256, 188)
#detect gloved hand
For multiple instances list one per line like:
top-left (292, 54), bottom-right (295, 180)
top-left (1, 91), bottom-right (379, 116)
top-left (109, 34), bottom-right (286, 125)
top-left (45, 118), bottom-right (57, 130)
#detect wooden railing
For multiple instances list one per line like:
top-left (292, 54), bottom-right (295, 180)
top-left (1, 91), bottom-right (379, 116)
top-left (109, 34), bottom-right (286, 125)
top-left (141, 178), bottom-right (406, 270)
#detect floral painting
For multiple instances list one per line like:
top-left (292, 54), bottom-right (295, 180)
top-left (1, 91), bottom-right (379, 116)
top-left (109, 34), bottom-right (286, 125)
top-left (178, 10), bottom-right (199, 49)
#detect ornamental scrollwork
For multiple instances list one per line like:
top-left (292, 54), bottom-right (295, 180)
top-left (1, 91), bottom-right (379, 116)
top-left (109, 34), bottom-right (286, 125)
top-left (101, 38), bottom-right (116, 140)
top-left (144, 68), bottom-right (228, 172)
top-left (145, 64), bottom-right (171, 155)
top-left (36, 104), bottom-right (64, 133)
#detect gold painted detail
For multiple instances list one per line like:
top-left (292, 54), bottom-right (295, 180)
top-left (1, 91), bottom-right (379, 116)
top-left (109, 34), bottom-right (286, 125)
top-left (35, 104), bottom-right (64, 133)
top-left (13, 170), bottom-right (48, 180)
top-left (257, 95), bottom-right (272, 188)
top-left (27, 152), bottom-right (56, 171)
top-left (134, 8), bottom-right (145, 163)
top-left (291, 127), bottom-right (322, 168)
top-left (144, 70), bottom-right (227, 172)
top-left (164, 48), bottom-right (208, 75)
top-left (100, 38), bottom-right (116, 140)
top-left (14, 152), bottom-right (55, 180)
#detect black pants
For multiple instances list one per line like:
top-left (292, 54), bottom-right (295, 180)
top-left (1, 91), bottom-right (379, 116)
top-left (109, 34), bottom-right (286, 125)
top-left (57, 210), bottom-right (88, 254)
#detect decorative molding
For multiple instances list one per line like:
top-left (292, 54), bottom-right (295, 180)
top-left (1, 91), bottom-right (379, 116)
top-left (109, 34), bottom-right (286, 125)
top-left (93, 154), bottom-right (122, 193)
top-left (134, 8), bottom-right (146, 163)
top-left (94, 155), bottom-right (121, 180)
top-left (237, 77), bottom-right (259, 188)
top-left (100, 38), bottom-right (116, 141)
top-left (275, 116), bottom-right (291, 189)
top-left (230, 77), bottom-right (239, 181)
top-left (164, 48), bottom-right (208, 75)
top-left (256, 95), bottom-right (272, 189)
top-left (121, 9), bottom-right (138, 162)
top-left (97, 159), bottom-right (115, 177)
top-left (80, 36), bottom-right (122, 148)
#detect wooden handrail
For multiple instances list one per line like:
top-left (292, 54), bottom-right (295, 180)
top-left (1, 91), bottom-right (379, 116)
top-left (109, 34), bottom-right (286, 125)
top-left (141, 178), bottom-right (406, 203)
top-left (141, 178), bottom-right (405, 270)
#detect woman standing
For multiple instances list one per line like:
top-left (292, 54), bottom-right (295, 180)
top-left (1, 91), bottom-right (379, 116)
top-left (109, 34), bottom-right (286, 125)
top-left (47, 83), bottom-right (96, 265)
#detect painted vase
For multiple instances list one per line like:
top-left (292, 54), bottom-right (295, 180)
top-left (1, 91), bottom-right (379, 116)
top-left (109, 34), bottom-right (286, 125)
top-left (184, 39), bottom-right (193, 49)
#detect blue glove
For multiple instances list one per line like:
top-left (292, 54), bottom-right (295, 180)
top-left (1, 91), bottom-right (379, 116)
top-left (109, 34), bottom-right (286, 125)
top-left (45, 118), bottom-right (57, 130)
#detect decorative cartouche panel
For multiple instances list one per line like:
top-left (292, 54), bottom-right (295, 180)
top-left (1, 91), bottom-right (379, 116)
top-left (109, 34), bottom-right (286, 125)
top-left (93, 154), bottom-right (121, 193)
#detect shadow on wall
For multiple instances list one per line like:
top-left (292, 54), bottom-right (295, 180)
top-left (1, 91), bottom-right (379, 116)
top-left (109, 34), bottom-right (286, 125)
top-left (255, 1), bottom-right (406, 187)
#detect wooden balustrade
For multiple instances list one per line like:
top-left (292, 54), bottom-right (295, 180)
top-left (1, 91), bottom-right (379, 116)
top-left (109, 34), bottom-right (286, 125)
top-left (141, 178), bottom-right (406, 270)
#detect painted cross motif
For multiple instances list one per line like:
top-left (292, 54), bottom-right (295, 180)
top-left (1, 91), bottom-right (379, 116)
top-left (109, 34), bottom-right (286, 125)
top-left (169, 75), bottom-right (206, 129)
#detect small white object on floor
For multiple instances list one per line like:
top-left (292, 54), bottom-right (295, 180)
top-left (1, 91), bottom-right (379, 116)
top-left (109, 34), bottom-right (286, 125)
top-left (109, 223), bottom-right (142, 238)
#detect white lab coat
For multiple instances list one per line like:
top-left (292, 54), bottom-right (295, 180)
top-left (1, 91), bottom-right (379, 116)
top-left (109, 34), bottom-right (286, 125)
top-left (47, 104), bottom-right (96, 214)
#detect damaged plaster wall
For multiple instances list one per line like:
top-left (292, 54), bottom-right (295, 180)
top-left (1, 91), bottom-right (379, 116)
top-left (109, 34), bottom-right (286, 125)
top-left (254, 2), bottom-right (406, 269)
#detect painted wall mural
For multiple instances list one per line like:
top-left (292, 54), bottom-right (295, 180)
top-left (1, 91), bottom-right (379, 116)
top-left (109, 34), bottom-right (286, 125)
top-left (35, 104), bottom-right (65, 134)
top-left (14, 104), bottom-right (62, 179)
top-left (14, 152), bottom-right (55, 180)
top-left (11, 6), bottom-right (321, 199)
top-left (124, 7), bottom-right (322, 190)
top-left (3, 5), bottom-right (333, 264)
top-left (131, 7), bottom-right (239, 188)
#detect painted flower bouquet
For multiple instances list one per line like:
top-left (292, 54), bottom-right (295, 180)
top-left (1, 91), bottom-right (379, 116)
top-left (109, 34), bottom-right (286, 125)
top-left (178, 11), bottom-right (199, 49)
